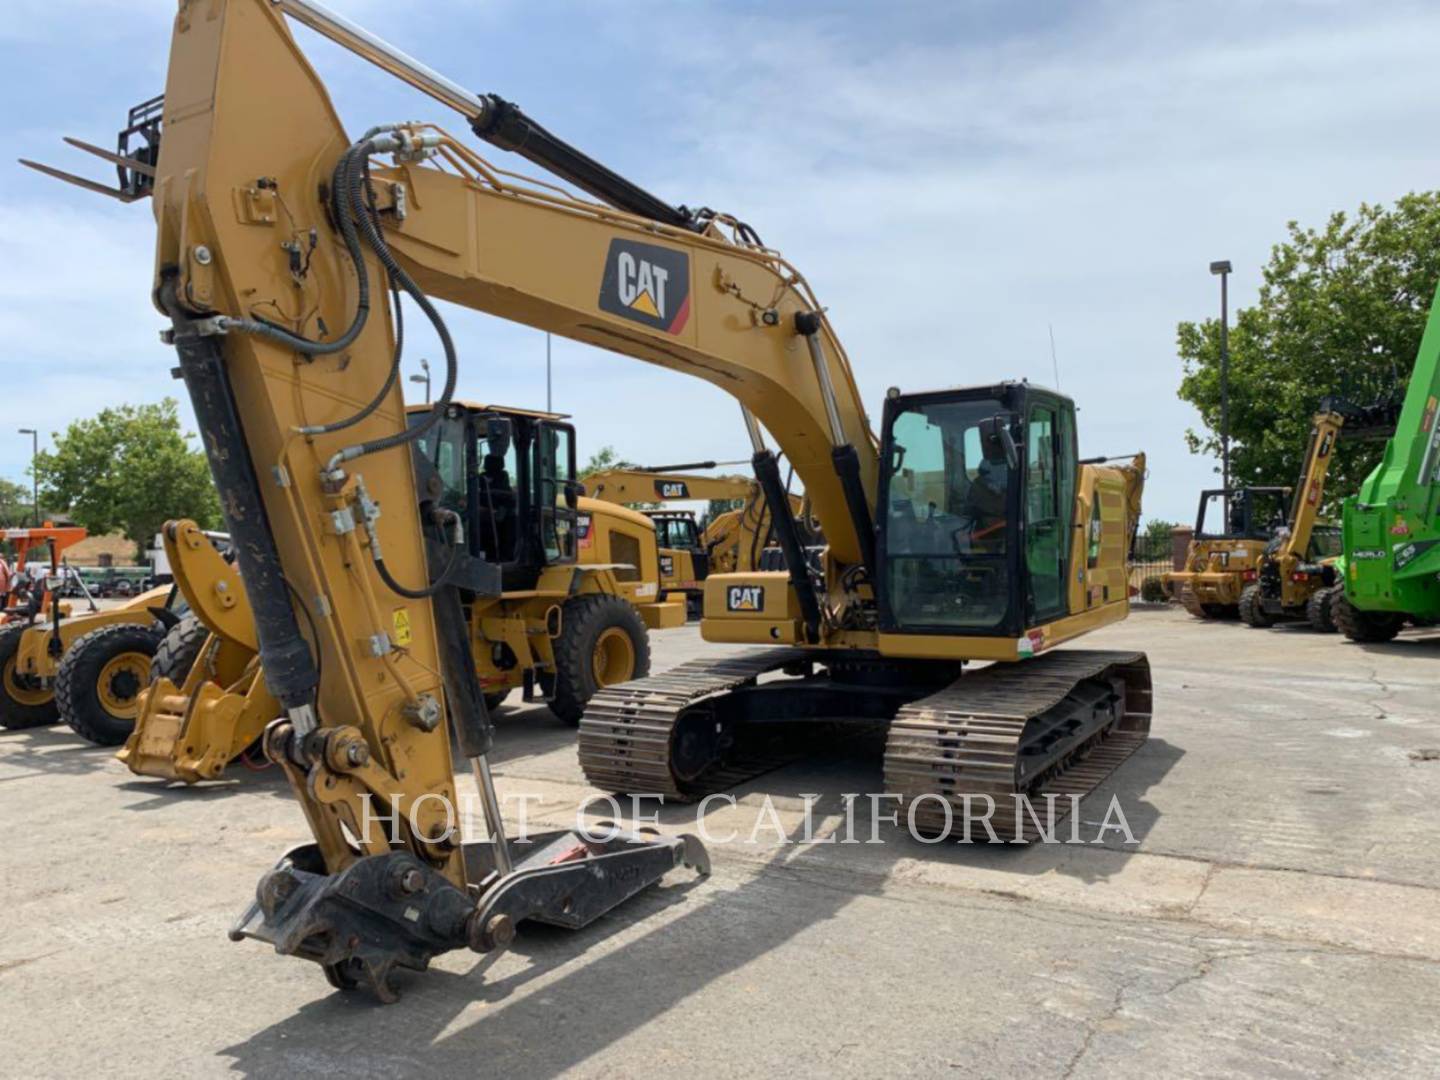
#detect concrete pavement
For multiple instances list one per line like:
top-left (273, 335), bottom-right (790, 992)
top-left (1, 606), bottom-right (1437, 1077)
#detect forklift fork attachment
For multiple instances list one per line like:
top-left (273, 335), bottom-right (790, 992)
top-left (18, 94), bottom-right (161, 203)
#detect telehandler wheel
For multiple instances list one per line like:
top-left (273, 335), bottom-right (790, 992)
top-left (0, 623), bottom-right (60, 729)
top-left (1306, 586), bottom-right (1339, 633)
top-left (1333, 592), bottom-right (1404, 644)
top-left (1238, 584), bottom-right (1274, 628)
top-left (57, 622), bottom-right (165, 746)
top-left (549, 595), bottom-right (651, 726)
top-left (150, 614), bottom-right (210, 686)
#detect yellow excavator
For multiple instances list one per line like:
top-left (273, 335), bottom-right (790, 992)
top-left (584, 462), bottom-right (811, 610)
top-left (27, 0), bottom-right (1149, 998)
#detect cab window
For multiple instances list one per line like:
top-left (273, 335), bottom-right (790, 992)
top-left (475, 421), bottom-right (519, 564)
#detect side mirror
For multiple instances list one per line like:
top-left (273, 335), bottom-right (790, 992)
top-left (978, 415), bottom-right (1021, 471)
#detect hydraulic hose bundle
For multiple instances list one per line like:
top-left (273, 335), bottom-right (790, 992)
top-left (217, 126), bottom-right (467, 598)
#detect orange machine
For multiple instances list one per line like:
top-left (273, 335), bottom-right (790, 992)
top-left (0, 525), bottom-right (89, 625)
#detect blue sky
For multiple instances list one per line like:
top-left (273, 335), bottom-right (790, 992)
top-left (4, 0), bottom-right (1439, 524)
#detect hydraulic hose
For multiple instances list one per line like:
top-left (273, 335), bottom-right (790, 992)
top-left (374, 532), bottom-right (463, 601)
top-left (324, 144), bottom-right (459, 470)
top-left (295, 278), bottom-right (403, 438)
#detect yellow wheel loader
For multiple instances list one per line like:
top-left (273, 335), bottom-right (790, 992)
top-left (119, 520), bottom-right (274, 782)
top-left (410, 401), bottom-right (685, 721)
top-left (28, 0), bottom-right (1150, 998)
top-left (0, 572), bottom-right (177, 737)
top-left (122, 404), bottom-right (685, 783)
top-left (1161, 486), bottom-right (1291, 618)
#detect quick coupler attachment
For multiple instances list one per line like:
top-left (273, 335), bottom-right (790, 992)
top-left (231, 827), bottom-right (709, 1002)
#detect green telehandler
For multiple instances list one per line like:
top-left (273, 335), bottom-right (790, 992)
top-left (1336, 280), bottom-right (1440, 642)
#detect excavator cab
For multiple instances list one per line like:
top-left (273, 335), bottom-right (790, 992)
top-left (876, 383), bottom-right (1078, 636)
top-left (648, 511), bottom-right (711, 615)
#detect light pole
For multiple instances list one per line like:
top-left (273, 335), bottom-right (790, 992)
top-left (408, 357), bottom-right (431, 404)
top-left (1209, 260), bottom-right (1232, 507)
top-left (17, 428), bottom-right (37, 526)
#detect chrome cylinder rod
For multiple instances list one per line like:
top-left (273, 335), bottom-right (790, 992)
top-left (272, 0), bottom-right (489, 120)
top-left (740, 405), bottom-right (767, 454)
top-left (470, 755), bottom-right (513, 877)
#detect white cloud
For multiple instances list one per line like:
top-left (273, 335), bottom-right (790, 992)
top-left (4, 0), bottom-right (1438, 525)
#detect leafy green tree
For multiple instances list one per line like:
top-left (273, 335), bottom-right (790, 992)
top-left (579, 445), bottom-right (635, 480)
top-left (0, 478), bottom-right (33, 525)
top-left (1142, 518), bottom-right (1181, 543)
top-left (35, 399), bottom-right (221, 548)
top-left (1177, 192), bottom-right (1440, 511)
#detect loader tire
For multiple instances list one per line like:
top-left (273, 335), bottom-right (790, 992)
top-left (58, 622), bottom-right (165, 746)
top-left (1306, 586), bottom-right (1339, 633)
top-left (549, 595), bottom-right (650, 726)
top-left (1238, 583), bottom-right (1274, 628)
top-left (0, 623), bottom-right (59, 729)
top-left (1333, 592), bottom-right (1403, 644)
top-left (150, 614), bottom-right (209, 686)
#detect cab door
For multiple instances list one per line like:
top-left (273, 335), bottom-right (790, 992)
top-left (1024, 401), bottom-right (1069, 623)
top-left (535, 422), bottom-right (578, 565)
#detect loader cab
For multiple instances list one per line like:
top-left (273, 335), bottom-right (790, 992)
top-left (409, 403), bottom-right (580, 591)
top-left (876, 382), bottom-right (1077, 637)
top-left (1194, 487), bottom-right (1290, 541)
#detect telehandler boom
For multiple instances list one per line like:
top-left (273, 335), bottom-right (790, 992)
top-left (1239, 397), bottom-right (1398, 631)
top-left (27, 0), bottom-right (1151, 997)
